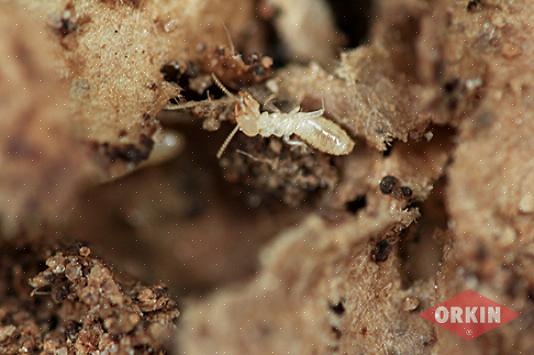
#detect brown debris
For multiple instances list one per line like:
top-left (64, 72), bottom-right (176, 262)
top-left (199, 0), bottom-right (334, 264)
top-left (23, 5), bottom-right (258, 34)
top-left (403, 296), bottom-right (421, 312)
top-left (179, 212), bottom-right (437, 354)
top-left (196, 45), bottom-right (273, 89)
top-left (430, 0), bottom-right (534, 352)
top-left (269, 45), bottom-right (432, 151)
top-left (220, 136), bottom-right (339, 206)
top-left (100, 0), bottom-right (145, 8)
top-left (11, 0), bottom-right (258, 175)
top-left (3, 0), bottom-right (534, 353)
top-left (443, 0), bottom-right (534, 269)
top-left (92, 133), bottom-right (155, 165)
top-left (328, 126), bottom-right (454, 215)
top-left (0, 239), bottom-right (179, 354)
top-left (178, 119), bottom-right (455, 354)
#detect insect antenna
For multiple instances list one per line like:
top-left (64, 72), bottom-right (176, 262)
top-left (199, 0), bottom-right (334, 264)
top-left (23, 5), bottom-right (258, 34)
top-left (211, 73), bottom-right (235, 98)
top-left (216, 124), bottom-right (240, 159)
top-left (236, 149), bottom-right (259, 161)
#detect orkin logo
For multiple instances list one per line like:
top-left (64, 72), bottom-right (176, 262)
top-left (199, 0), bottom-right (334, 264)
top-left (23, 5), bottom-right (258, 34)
top-left (420, 290), bottom-right (519, 340)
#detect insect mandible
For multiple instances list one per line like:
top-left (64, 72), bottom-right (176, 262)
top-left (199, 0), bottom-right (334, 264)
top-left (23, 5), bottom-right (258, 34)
top-left (212, 74), bottom-right (355, 159)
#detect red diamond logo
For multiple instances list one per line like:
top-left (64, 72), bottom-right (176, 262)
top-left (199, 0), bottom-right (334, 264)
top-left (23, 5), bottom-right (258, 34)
top-left (420, 289), bottom-right (519, 340)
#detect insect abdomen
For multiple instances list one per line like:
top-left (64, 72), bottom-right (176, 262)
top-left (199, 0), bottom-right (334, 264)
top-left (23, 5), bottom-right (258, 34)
top-left (295, 115), bottom-right (354, 155)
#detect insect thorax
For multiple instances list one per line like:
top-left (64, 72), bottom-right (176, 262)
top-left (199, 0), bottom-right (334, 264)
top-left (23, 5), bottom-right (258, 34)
top-left (257, 112), bottom-right (295, 137)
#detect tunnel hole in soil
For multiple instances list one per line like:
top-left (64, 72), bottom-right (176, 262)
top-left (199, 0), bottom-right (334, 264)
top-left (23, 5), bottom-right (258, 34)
top-left (327, 0), bottom-right (375, 48)
top-left (160, 62), bottom-right (225, 102)
top-left (345, 194), bottom-right (367, 215)
top-left (255, 0), bottom-right (288, 68)
top-left (67, 122), bottom-right (309, 297)
top-left (257, 0), bottom-right (375, 66)
top-left (398, 177), bottom-right (449, 289)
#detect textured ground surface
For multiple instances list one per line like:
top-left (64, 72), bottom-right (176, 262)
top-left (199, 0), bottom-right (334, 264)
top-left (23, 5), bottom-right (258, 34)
top-left (0, 240), bottom-right (179, 353)
top-left (1, 0), bottom-right (533, 354)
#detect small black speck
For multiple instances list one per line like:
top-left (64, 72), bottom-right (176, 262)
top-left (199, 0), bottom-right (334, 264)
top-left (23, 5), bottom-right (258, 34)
top-left (379, 175), bottom-right (399, 195)
top-left (443, 78), bottom-right (460, 93)
top-left (58, 17), bottom-right (77, 36)
top-left (371, 239), bottom-right (391, 263)
top-left (400, 186), bottom-right (413, 198)
top-left (329, 301), bottom-right (345, 316)
top-left (254, 65), bottom-right (265, 76)
top-left (331, 326), bottom-right (342, 340)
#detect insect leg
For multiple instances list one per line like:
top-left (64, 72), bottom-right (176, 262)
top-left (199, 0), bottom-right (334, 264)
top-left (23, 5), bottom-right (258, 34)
top-left (263, 94), bottom-right (280, 113)
top-left (283, 135), bottom-right (307, 148)
top-left (216, 124), bottom-right (240, 159)
top-left (236, 149), bottom-right (278, 169)
top-left (288, 97), bottom-right (325, 115)
top-left (302, 98), bottom-right (325, 117)
top-left (289, 105), bottom-right (301, 114)
top-left (319, 97), bottom-right (326, 115)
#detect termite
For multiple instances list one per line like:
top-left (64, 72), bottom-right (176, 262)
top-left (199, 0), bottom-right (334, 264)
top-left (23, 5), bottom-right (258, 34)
top-left (212, 74), bottom-right (355, 158)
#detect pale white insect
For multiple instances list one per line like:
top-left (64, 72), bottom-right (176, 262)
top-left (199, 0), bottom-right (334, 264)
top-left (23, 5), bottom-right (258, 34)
top-left (212, 75), bottom-right (355, 159)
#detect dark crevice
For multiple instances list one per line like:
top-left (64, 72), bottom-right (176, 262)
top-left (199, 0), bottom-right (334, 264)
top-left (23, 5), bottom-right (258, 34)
top-left (345, 194), bottom-right (367, 214)
top-left (160, 62), bottom-right (225, 102)
top-left (382, 141), bottom-right (395, 157)
top-left (371, 239), bottom-right (392, 263)
top-left (327, 0), bottom-right (375, 48)
top-left (256, 0), bottom-right (374, 66)
top-left (48, 315), bottom-right (59, 331)
top-left (398, 177), bottom-right (448, 289)
top-left (467, 0), bottom-right (482, 12)
top-left (256, 1), bottom-right (288, 68)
